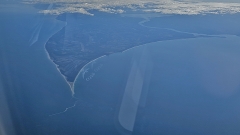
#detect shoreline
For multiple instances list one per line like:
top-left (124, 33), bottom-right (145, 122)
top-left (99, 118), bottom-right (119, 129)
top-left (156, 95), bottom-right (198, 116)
top-left (72, 55), bottom-right (107, 95)
top-left (42, 22), bottom-right (75, 93)
top-left (43, 20), bottom-right (107, 96)
top-left (43, 13), bottom-right (228, 97)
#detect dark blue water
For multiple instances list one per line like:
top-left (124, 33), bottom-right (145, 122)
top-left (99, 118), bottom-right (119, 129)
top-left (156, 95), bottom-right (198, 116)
top-left (0, 5), bottom-right (72, 135)
top-left (74, 36), bottom-right (240, 135)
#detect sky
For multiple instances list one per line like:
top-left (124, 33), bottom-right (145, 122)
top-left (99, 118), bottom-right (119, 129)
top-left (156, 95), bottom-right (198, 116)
top-left (20, 0), bottom-right (240, 15)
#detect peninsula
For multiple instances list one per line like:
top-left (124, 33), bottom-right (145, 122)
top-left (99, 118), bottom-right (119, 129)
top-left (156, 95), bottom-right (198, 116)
top-left (45, 13), bottom-right (197, 86)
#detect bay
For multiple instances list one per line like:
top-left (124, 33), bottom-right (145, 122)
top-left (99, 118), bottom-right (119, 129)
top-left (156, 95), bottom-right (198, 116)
top-left (74, 35), bottom-right (240, 135)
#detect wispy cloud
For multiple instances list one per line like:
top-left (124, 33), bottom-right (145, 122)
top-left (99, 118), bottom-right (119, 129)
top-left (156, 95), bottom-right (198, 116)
top-left (23, 0), bottom-right (240, 15)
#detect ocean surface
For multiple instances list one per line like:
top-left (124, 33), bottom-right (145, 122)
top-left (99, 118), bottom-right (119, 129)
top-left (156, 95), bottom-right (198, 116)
top-left (0, 5), bottom-right (72, 134)
top-left (1, 5), bottom-right (240, 135)
top-left (74, 35), bottom-right (240, 135)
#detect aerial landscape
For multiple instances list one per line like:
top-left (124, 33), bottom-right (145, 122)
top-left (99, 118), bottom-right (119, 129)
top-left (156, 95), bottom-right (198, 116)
top-left (1, 0), bottom-right (240, 135)
top-left (45, 12), bottom-right (199, 89)
top-left (45, 11), bottom-right (239, 94)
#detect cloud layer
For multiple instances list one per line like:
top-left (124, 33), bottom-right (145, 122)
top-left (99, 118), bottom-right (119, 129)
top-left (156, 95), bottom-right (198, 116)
top-left (23, 0), bottom-right (240, 15)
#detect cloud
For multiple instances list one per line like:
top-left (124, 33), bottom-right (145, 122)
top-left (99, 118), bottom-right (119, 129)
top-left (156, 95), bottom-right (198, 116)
top-left (23, 0), bottom-right (240, 15)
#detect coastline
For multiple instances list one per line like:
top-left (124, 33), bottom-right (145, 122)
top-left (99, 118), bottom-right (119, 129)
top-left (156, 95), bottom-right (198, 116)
top-left (42, 22), bottom-right (75, 92)
top-left (43, 13), bottom-right (228, 97)
top-left (72, 55), bottom-right (107, 95)
top-left (138, 17), bottom-right (224, 38)
top-left (43, 20), bottom-right (107, 96)
top-left (42, 16), bottom-right (155, 96)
